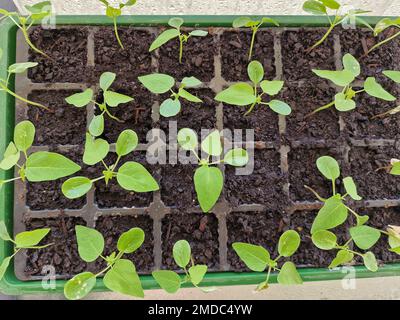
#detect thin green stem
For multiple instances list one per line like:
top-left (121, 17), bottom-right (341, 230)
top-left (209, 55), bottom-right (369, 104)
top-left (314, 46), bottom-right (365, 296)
top-left (309, 22), bottom-right (336, 50)
top-left (367, 30), bottom-right (400, 54)
top-left (179, 35), bottom-right (184, 64)
top-left (113, 17), bottom-right (124, 49)
top-left (332, 179), bottom-right (336, 196)
top-left (306, 100), bottom-right (335, 118)
top-left (91, 176), bottom-right (105, 183)
top-left (0, 82), bottom-right (49, 110)
top-left (21, 24), bottom-right (50, 59)
top-left (245, 101), bottom-right (257, 116)
top-left (304, 185), bottom-right (326, 202)
top-left (248, 26), bottom-right (258, 61)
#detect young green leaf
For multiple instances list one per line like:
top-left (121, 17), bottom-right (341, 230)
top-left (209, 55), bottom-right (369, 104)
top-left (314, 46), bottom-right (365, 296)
top-left (232, 17), bottom-right (252, 28)
top-left (100, 72), bottom-right (116, 91)
top-left (278, 230), bottom-right (301, 257)
top-left (138, 73), bottom-right (175, 94)
top-left (362, 251), bottom-right (378, 272)
top-left (75, 225), bottom-right (105, 262)
top-left (343, 176), bottom-right (362, 200)
top-left (232, 242), bottom-right (269, 272)
top-left (350, 226), bottom-right (381, 250)
top-left (224, 148), bottom-right (249, 167)
top-left (201, 130), bottom-right (222, 156)
top-left (117, 227), bottom-right (145, 254)
top-left (14, 120), bottom-right (35, 152)
top-left (103, 259), bottom-right (144, 298)
top-left (268, 100), bottom-right (292, 115)
top-left (83, 135), bottom-right (109, 166)
top-left (177, 128), bottom-right (198, 150)
top-left (62, 177), bottom-right (93, 199)
top-left (8, 62), bottom-right (38, 74)
top-left (178, 88), bottom-right (202, 103)
top-left (260, 80), bottom-right (284, 96)
top-left (25, 152), bottom-right (81, 182)
top-left (311, 196), bottom-right (348, 234)
top-left (0, 221), bottom-right (12, 242)
top-left (0, 142), bottom-right (20, 170)
top-left (173, 240), bottom-right (191, 268)
top-left (116, 162), bottom-right (159, 192)
top-left (303, 0), bottom-right (327, 15)
top-left (65, 89), bottom-right (93, 108)
top-left (0, 257), bottom-right (11, 281)
top-left (160, 98), bottom-right (181, 117)
top-left (15, 228), bottom-right (50, 248)
top-left (152, 270), bottom-right (181, 294)
top-left (168, 17), bottom-right (184, 29)
top-left (334, 93), bottom-right (356, 112)
top-left (189, 265), bottom-right (207, 285)
top-left (149, 29), bottom-right (180, 52)
top-left (373, 17), bottom-right (400, 35)
top-left (181, 76), bottom-right (202, 88)
top-left (364, 77), bottom-right (396, 101)
top-left (312, 69), bottom-right (354, 87)
top-left (342, 53), bottom-right (360, 77)
top-left (277, 262), bottom-right (303, 285)
top-left (383, 70), bottom-right (400, 83)
top-left (247, 60), bottom-right (264, 84)
top-left (64, 272), bottom-right (97, 300)
top-left (189, 30), bottom-right (208, 37)
top-left (215, 83), bottom-right (257, 106)
top-left (312, 230), bottom-right (337, 250)
top-left (320, 0), bottom-right (340, 9)
top-left (104, 91), bottom-right (133, 107)
top-left (316, 156), bottom-right (340, 180)
top-left (391, 162), bottom-right (400, 175)
top-left (116, 129), bottom-right (138, 156)
top-left (194, 166), bottom-right (223, 213)
top-left (89, 114), bottom-right (104, 137)
top-left (329, 250), bottom-right (354, 269)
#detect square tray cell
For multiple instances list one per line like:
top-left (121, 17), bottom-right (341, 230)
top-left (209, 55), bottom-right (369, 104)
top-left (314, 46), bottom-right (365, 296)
top-left (225, 148), bottom-right (287, 209)
top-left (288, 146), bottom-right (344, 202)
top-left (94, 214), bottom-right (154, 273)
top-left (28, 90), bottom-right (87, 146)
top-left (281, 29), bottom-right (336, 82)
top-left (281, 81), bottom-right (339, 141)
top-left (347, 146), bottom-right (400, 200)
top-left (26, 147), bottom-right (89, 211)
top-left (161, 211), bottom-right (219, 270)
top-left (158, 30), bottom-right (216, 82)
top-left (93, 152), bottom-right (157, 209)
top-left (220, 30), bottom-right (276, 81)
top-left (24, 216), bottom-right (87, 277)
top-left (227, 211), bottom-right (283, 271)
top-left (28, 27), bottom-right (88, 83)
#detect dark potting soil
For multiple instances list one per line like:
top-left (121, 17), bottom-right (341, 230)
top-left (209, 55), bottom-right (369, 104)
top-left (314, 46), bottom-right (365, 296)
top-left (24, 216), bottom-right (87, 276)
top-left (220, 30), bottom-right (276, 81)
top-left (162, 211), bottom-right (219, 270)
top-left (27, 90), bottom-right (87, 146)
top-left (28, 27), bottom-right (88, 83)
top-left (94, 215), bottom-right (154, 273)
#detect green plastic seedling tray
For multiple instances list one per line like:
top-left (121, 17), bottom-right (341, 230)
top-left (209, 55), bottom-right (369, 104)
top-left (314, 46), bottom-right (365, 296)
top-left (1, 15), bottom-right (400, 296)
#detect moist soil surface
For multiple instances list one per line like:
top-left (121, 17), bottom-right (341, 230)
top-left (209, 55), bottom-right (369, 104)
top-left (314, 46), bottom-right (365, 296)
top-left (19, 25), bottom-right (400, 277)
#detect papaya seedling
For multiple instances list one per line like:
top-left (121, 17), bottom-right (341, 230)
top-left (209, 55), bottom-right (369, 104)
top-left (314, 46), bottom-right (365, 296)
top-left (371, 70), bottom-right (400, 119)
top-left (149, 17), bottom-right (208, 64)
top-left (64, 225), bottom-right (145, 300)
top-left (232, 16), bottom-right (279, 60)
top-left (306, 156), bottom-right (399, 272)
top-left (0, 220), bottom-right (52, 281)
top-left (233, 230), bottom-right (303, 291)
top-left (0, 120), bottom-right (81, 190)
top-left (61, 129), bottom-right (159, 199)
top-left (367, 17), bottom-right (400, 55)
top-left (98, 0), bottom-right (137, 49)
top-left (302, 0), bottom-right (371, 51)
top-left (152, 240), bottom-right (215, 294)
top-left (138, 73), bottom-right (202, 117)
top-left (215, 60), bottom-right (291, 116)
top-left (65, 72), bottom-right (133, 137)
top-left (177, 128), bottom-right (249, 213)
top-left (309, 53), bottom-right (396, 117)
top-left (0, 1), bottom-right (52, 58)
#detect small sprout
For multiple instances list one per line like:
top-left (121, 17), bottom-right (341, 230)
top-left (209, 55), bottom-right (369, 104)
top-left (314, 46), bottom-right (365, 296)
top-left (302, 0), bottom-right (372, 51)
top-left (98, 0), bottom-right (137, 49)
top-left (371, 70), bottom-right (400, 119)
top-left (61, 130), bottom-right (159, 199)
top-left (233, 230), bottom-right (303, 290)
top-left (64, 225), bottom-right (145, 300)
top-left (65, 72), bottom-right (134, 137)
top-left (215, 60), bottom-right (291, 116)
top-left (149, 17), bottom-right (208, 64)
top-left (309, 53), bottom-right (396, 117)
top-left (232, 16), bottom-right (279, 60)
top-left (138, 73), bottom-right (202, 117)
top-left (0, 1), bottom-right (52, 58)
top-left (152, 240), bottom-right (215, 294)
top-left (177, 128), bottom-right (249, 213)
top-left (367, 17), bottom-right (400, 54)
top-left (0, 220), bottom-right (52, 281)
top-left (0, 120), bottom-right (81, 190)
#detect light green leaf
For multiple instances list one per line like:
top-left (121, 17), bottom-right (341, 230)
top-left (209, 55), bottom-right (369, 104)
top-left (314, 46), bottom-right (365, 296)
top-left (316, 155), bottom-right (340, 180)
top-left (62, 177), bottom-right (93, 199)
top-left (15, 228), bottom-right (50, 248)
top-left (104, 91), bottom-right (133, 107)
top-left (117, 227), bottom-right (145, 254)
top-left (303, 0), bottom-right (327, 15)
top-left (362, 251), bottom-right (378, 272)
top-left (0, 142), bottom-right (20, 170)
top-left (189, 265), bottom-right (207, 285)
top-left (312, 230), bottom-right (337, 250)
top-left (329, 250), bottom-right (354, 268)
top-left (260, 80), bottom-right (284, 96)
top-left (178, 88), bottom-right (202, 103)
top-left (105, 6), bottom-right (121, 18)
top-left (0, 257), bottom-right (11, 281)
top-left (14, 120), bottom-right (35, 152)
top-left (83, 134), bottom-right (109, 166)
top-left (201, 130), bottom-right (222, 156)
top-left (232, 242), bottom-right (269, 272)
top-left (350, 226), bottom-right (381, 250)
top-left (138, 73), bottom-right (175, 94)
top-left (149, 29), bottom-right (180, 52)
top-left (181, 76), bottom-right (202, 88)
top-left (247, 60), bottom-right (264, 84)
top-left (8, 62), bottom-right (38, 74)
top-left (232, 16), bottom-right (252, 28)
top-left (224, 148), bottom-right (249, 167)
top-left (100, 72), bottom-right (116, 91)
top-left (312, 69), bottom-right (355, 87)
top-left (0, 221), bottom-right (12, 241)
top-left (168, 17), bottom-right (184, 29)
top-left (261, 17), bottom-right (279, 26)
top-left (25, 1), bottom-right (51, 14)
top-left (320, 0), bottom-right (340, 9)
top-left (189, 30), bottom-right (208, 37)
top-left (334, 93), bottom-right (356, 112)
top-left (383, 70), bottom-right (400, 83)
top-left (173, 240), bottom-right (191, 268)
top-left (177, 128), bottom-right (198, 150)
top-left (343, 54), bottom-right (360, 77)
top-left (64, 272), bottom-right (96, 300)
top-left (278, 230), bottom-right (300, 257)
top-left (356, 214), bottom-right (369, 226)
top-left (277, 262), bottom-right (303, 285)
top-left (152, 270), bottom-right (181, 294)
top-left (268, 100), bottom-right (292, 115)
top-left (116, 161), bottom-right (159, 192)
top-left (391, 162), bottom-right (400, 175)
top-left (364, 77), bottom-right (396, 101)
top-left (160, 98), bottom-right (181, 117)
top-left (116, 129), bottom-right (138, 156)
top-left (343, 176), bottom-right (362, 200)
top-left (215, 83), bottom-right (256, 106)
top-left (374, 17), bottom-right (400, 35)
top-left (89, 114), bottom-right (104, 137)
top-left (194, 166), bottom-right (223, 212)
top-left (75, 225), bottom-right (104, 262)
top-left (311, 196), bottom-right (348, 234)
top-left (65, 89), bottom-right (93, 108)
top-left (103, 259), bottom-right (144, 298)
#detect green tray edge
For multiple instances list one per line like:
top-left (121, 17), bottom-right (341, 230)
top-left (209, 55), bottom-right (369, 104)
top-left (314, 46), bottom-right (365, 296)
top-left (1, 15), bottom-right (400, 296)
